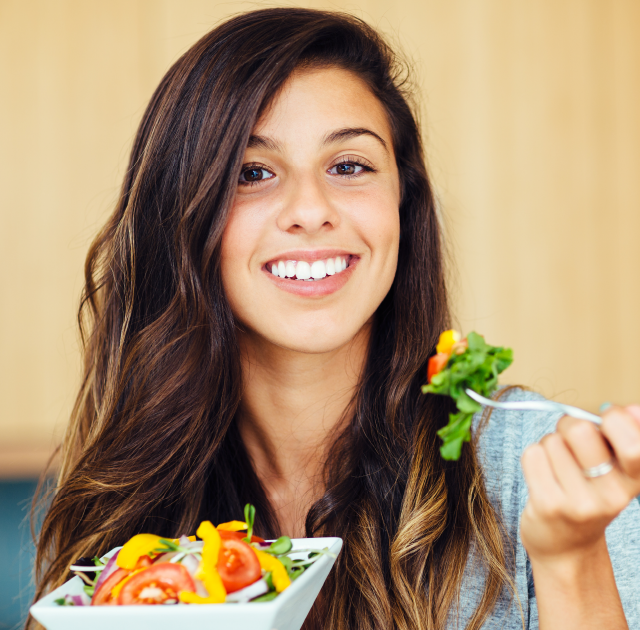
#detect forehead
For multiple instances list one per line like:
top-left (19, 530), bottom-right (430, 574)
top-left (253, 66), bottom-right (392, 145)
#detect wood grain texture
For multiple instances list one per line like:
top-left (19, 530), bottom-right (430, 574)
top-left (0, 0), bottom-right (638, 475)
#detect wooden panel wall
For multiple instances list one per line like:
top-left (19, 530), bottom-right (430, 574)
top-left (1, 0), bottom-right (638, 476)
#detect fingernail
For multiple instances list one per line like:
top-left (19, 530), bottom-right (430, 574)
top-left (599, 402), bottom-right (612, 413)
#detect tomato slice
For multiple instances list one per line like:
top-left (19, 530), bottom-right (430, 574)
top-left (92, 568), bottom-right (130, 605)
top-left (217, 538), bottom-right (261, 593)
top-left (218, 530), bottom-right (265, 543)
top-left (117, 562), bottom-right (196, 605)
top-left (427, 352), bottom-right (449, 383)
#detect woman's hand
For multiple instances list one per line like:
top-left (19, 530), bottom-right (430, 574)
top-left (521, 404), bottom-right (640, 559)
top-left (520, 404), bottom-right (640, 630)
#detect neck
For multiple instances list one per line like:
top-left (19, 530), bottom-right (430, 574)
top-left (236, 323), bottom-right (371, 537)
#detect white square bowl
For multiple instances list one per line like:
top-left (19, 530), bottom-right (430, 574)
top-left (30, 537), bottom-right (342, 630)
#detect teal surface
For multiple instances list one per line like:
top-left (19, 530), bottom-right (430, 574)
top-left (0, 481), bottom-right (37, 629)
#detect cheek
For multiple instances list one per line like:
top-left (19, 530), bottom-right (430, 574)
top-left (349, 188), bottom-right (400, 268)
top-left (219, 203), bottom-right (263, 314)
top-left (376, 215), bottom-right (400, 294)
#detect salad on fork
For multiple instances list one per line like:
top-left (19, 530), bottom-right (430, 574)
top-left (422, 330), bottom-right (513, 460)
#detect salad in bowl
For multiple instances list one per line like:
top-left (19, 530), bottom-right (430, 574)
top-left (30, 505), bottom-right (341, 630)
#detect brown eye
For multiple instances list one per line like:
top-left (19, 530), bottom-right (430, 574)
top-left (239, 166), bottom-right (274, 184)
top-left (328, 161), bottom-right (371, 177)
top-left (336, 163), bottom-right (356, 175)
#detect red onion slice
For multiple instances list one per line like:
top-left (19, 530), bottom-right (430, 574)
top-left (153, 552), bottom-right (177, 564)
top-left (181, 540), bottom-right (204, 551)
top-left (180, 553), bottom-right (200, 577)
top-left (252, 541), bottom-right (272, 550)
top-left (69, 593), bottom-right (90, 606)
top-left (93, 550), bottom-right (120, 593)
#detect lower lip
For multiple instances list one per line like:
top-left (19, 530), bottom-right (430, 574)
top-left (262, 257), bottom-right (359, 297)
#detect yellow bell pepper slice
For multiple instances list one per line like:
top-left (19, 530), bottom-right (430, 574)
top-left (115, 533), bottom-right (196, 570)
top-left (436, 329), bottom-right (461, 356)
top-left (254, 549), bottom-right (291, 593)
top-left (116, 534), bottom-right (165, 570)
top-left (178, 521), bottom-right (226, 604)
top-left (216, 520), bottom-right (248, 532)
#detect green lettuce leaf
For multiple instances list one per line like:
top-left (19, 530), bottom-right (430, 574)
top-left (421, 332), bottom-right (513, 460)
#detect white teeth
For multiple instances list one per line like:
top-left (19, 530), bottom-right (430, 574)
top-left (295, 261), bottom-right (311, 280)
top-left (285, 261), bottom-right (296, 277)
top-left (325, 258), bottom-right (336, 275)
top-left (310, 260), bottom-right (326, 279)
top-left (270, 256), bottom-right (350, 280)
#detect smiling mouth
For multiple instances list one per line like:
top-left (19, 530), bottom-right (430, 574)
top-left (265, 255), bottom-right (354, 281)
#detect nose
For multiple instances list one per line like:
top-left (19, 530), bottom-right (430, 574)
top-left (276, 173), bottom-right (340, 234)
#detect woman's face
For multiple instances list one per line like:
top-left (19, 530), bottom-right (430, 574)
top-left (221, 67), bottom-right (401, 353)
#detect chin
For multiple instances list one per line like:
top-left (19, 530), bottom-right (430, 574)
top-left (238, 313), bottom-right (370, 355)
top-left (273, 324), bottom-right (366, 354)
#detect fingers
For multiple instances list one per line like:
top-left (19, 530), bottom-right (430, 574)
top-left (556, 411), bottom-right (640, 516)
top-left (555, 416), bottom-right (627, 515)
top-left (539, 430), bottom-right (591, 494)
top-left (523, 407), bottom-right (640, 512)
top-left (521, 441), bottom-right (564, 507)
top-left (600, 406), bottom-right (640, 479)
top-left (556, 415), bottom-right (613, 472)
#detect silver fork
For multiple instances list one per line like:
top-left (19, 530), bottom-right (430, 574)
top-left (464, 389), bottom-right (602, 424)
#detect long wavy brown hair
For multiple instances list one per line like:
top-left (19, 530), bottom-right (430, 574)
top-left (32, 8), bottom-right (515, 630)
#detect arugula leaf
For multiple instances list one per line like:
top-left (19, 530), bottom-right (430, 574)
top-left (422, 331), bottom-right (513, 460)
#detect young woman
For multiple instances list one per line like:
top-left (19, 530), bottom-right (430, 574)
top-left (33, 8), bottom-right (640, 630)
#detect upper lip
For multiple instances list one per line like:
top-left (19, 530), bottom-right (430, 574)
top-left (263, 249), bottom-right (358, 265)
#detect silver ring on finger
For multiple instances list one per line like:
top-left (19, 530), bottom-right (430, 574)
top-left (582, 459), bottom-right (615, 478)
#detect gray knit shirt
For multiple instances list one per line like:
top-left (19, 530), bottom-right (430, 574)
top-left (453, 388), bottom-right (640, 629)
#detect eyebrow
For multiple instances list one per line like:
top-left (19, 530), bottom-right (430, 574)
top-left (323, 127), bottom-right (389, 153)
top-left (246, 127), bottom-right (389, 154)
top-left (246, 134), bottom-right (281, 152)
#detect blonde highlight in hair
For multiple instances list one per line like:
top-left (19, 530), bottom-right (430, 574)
top-left (32, 9), bottom-right (515, 630)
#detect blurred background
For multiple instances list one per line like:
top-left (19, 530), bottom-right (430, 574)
top-left (1, 0), bottom-right (638, 625)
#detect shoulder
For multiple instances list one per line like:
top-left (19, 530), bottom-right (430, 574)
top-left (472, 387), bottom-right (563, 516)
